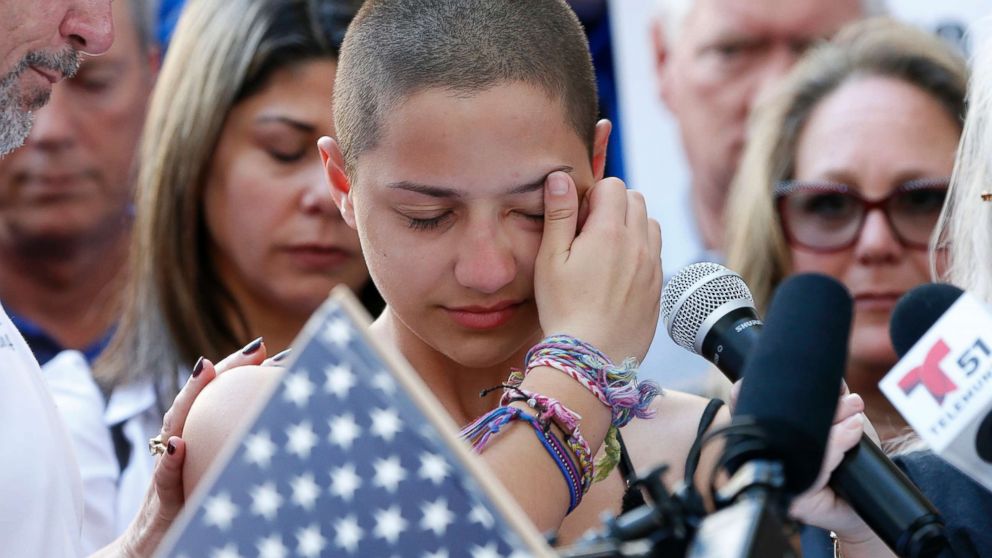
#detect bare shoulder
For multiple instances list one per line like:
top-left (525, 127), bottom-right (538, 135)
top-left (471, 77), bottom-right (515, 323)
top-left (182, 365), bottom-right (286, 497)
top-left (619, 390), bottom-right (730, 483)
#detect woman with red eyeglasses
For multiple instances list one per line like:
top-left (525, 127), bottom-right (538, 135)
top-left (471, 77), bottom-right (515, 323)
top-left (725, 18), bottom-right (967, 444)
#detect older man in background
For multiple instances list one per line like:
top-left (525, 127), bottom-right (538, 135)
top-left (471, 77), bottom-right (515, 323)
top-left (0, 0), bottom-right (158, 366)
top-left (639, 0), bottom-right (880, 391)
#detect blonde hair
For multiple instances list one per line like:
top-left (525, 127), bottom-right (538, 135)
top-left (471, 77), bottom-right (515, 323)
top-left (726, 18), bottom-right (968, 311)
top-left (934, 23), bottom-right (992, 300)
top-left (96, 0), bottom-right (357, 403)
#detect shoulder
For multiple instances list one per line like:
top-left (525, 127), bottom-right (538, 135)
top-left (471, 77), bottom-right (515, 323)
top-left (182, 365), bottom-right (286, 497)
top-left (620, 390), bottom-right (730, 482)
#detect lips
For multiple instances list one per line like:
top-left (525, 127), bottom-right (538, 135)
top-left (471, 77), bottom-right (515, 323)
top-left (853, 292), bottom-right (903, 312)
top-left (443, 300), bottom-right (523, 330)
top-left (283, 245), bottom-right (354, 270)
top-left (29, 65), bottom-right (60, 85)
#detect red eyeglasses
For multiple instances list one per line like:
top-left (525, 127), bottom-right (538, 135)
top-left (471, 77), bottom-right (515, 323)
top-left (774, 178), bottom-right (949, 253)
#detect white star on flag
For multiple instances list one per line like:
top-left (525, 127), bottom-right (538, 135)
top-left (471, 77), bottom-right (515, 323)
top-left (204, 492), bottom-right (239, 531)
top-left (373, 505), bottom-right (408, 544)
top-left (419, 452), bottom-right (450, 485)
top-left (373, 455), bottom-right (407, 493)
top-left (471, 542), bottom-right (502, 558)
top-left (334, 514), bottom-right (364, 553)
top-left (296, 523), bottom-right (327, 558)
top-left (469, 505), bottom-right (494, 529)
top-left (330, 463), bottom-right (362, 501)
top-left (371, 370), bottom-right (397, 394)
top-left (210, 542), bottom-right (243, 558)
top-left (322, 319), bottom-right (352, 347)
top-left (420, 498), bottom-right (455, 537)
top-left (243, 431), bottom-right (276, 469)
top-left (290, 473), bottom-right (320, 510)
top-left (256, 534), bottom-right (287, 558)
top-left (370, 407), bottom-right (403, 442)
top-left (249, 482), bottom-right (282, 521)
top-left (324, 363), bottom-right (356, 398)
top-left (286, 421), bottom-right (317, 459)
top-left (328, 413), bottom-right (362, 450)
top-left (282, 371), bottom-right (315, 408)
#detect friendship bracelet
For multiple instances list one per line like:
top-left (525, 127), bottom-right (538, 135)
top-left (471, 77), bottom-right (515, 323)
top-left (460, 406), bottom-right (584, 512)
top-left (520, 334), bottom-right (660, 428)
top-left (501, 387), bottom-right (595, 494)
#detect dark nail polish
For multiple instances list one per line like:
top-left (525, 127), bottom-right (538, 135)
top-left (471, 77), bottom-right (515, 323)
top-left (242, 337), bottom-right (263, 355)
top-left (271, 348), bottom-right (292, 363)
top-left (167, 441), bottom-right (176, 455)
top-left (191, 356), bottom-right (205, 378)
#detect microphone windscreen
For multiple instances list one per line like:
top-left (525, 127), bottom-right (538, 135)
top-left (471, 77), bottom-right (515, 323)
top-left (731, 273), bottom-right (852, 495)
top-left (890, 283), bottom-right (964, 358)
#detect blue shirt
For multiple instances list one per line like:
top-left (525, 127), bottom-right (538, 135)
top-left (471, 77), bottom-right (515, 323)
top-left (6, 311), bottom-right (112, 366)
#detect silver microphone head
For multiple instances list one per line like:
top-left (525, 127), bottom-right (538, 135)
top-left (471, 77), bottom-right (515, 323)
top-left (660, 262), bottom-right (756, 354)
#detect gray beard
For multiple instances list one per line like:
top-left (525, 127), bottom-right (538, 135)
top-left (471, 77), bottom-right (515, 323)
top-left (0, 71), bottom-right (35, 156)
top-left (0, 49), bottom-right (78, 156)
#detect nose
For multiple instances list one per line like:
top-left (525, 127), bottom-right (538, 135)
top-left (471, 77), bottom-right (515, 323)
top-left (300, 162), bottom-right (339, 216)
top-left (26, 86), bottom-right (76, 151)
top-left (854, 209), bottom-right (902, 264)
top-left (453, 222), bottom-right (517, 295)
top-left (60, 0), bottom-right (114, 55)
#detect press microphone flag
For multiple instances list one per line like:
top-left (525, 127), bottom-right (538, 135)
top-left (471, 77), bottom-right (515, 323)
top-left (881, 285), bottom-right (992, 494)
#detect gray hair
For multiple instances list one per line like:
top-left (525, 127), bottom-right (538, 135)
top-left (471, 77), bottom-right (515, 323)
top-left (654, 0), bottom-right (888, 45)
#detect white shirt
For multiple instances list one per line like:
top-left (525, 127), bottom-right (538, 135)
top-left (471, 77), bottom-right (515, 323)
top-left (44, 353), bottom-right (161, 551)
top-left (0, 303), bottom-right (84, 558)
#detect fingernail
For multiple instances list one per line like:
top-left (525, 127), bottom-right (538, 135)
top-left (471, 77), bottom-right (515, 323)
top-left (271, 349), bottom-right (292, 363)
top-left (167, 441), bottom-right (176, 455)
top-left (191, 356), bottom-right (205, 378)
top-left (548, 172), bottom-right (568, 196)
top-left (242, 337), bottom-right (263, 355)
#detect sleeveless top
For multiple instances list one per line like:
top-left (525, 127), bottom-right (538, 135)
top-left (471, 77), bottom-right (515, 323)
top-left (618, 398), bottom-right (725, 514)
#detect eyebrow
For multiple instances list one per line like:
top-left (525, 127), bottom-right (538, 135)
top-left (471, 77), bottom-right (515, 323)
top-left (254, 115), bottom-right (316, 134)
top-left (386, 165), bottom-right (575, 198)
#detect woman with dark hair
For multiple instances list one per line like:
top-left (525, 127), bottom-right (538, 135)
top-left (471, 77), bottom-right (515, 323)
top-left (49, 0), bottom-right (383, 546)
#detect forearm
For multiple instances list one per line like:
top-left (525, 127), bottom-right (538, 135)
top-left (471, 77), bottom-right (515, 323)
top-left (478, 365), bottom-right (613, 532)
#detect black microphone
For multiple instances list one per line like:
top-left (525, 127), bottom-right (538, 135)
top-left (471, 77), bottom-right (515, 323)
top-left (890, 283), bottom-right (964, 357)
top-left (725, 273), bottom-right (850, 496)
top-left (661, 263), bottom-right (949, 558)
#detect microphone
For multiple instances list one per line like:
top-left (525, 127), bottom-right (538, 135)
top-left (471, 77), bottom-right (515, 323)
top-left (660, 262), bottom-right (762, 381)
top-left (725, 273), bottom-right (850, 496)
top-left (662, 263), bottom-right (949, 558)
top-left (881, 283), bottom-right (992, 493)
top-left (689, 274), bottom-right (849, 558)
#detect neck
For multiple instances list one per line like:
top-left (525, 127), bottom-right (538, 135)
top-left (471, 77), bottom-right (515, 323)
top-left (230, 298), bottom-right (309, 356)
top-left (371, 309), bottom-right (535, 426)
top-left (0, 229), bottom-right (129, 351)
top-left (690, 176), bottom-right (726, 252)
top-left (846, 361), bottom-right (907, 443)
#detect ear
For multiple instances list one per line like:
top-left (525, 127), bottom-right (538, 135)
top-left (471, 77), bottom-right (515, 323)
top-left (651, 18), bottom-right (675, 111)
top-left (591, 119), bottom-right (611, 181)
top-left (317, 136), bottom-right (358, 229)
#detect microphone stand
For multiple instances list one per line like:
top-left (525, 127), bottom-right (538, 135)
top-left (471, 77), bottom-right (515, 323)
top-left (686, 460), bottom-right (797, 558)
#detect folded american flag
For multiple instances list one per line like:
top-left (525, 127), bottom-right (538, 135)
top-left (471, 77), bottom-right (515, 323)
top-left (157, 288), bottom-right (550, 558)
